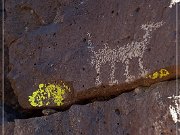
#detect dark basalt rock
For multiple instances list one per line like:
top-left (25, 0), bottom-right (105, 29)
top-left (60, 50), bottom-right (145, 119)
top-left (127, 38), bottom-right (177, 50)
top-left (3, 0), bottom-right (180, 134)
top-left (7, 0), bottom-right (179, 109)
top-left (0, 122), bottom-right (14, 135)
top-left (5, 0), bottom-right (59, 45)
top-left (11, 80), bottom-right (180, 135)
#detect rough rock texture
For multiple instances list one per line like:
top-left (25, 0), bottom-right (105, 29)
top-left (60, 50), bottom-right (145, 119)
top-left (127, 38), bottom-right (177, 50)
top-left (0, 122), bottom-right (14, 135)
top-left (7, 0), bottom-right (180, 109)
top-left (5, 0), bottom-right (57, 45)
top-left (9, 80), bottom-right (180, 135)
top-left (3, 0), bottom-right (180, 134)
top-left (2, 0), bottom-right (32, 122)
top-left (3, 0), bottom-right (78, 120)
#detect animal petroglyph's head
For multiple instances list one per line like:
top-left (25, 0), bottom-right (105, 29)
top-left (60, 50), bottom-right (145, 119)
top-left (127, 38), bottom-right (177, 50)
top-left (141, 21), bottom-right (164, 31)
top-left (29, 82), bottom-right (70, 107)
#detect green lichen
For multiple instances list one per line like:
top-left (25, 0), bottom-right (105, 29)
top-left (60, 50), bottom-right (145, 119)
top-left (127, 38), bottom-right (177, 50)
top-left (29, 82), bottom-right (70, 107)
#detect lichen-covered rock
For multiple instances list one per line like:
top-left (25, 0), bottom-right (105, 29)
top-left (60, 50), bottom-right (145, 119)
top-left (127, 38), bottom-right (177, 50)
top-left (7, 0), bottom-right (179, 109)
top-left (13, 80), bottom-right (180, 135)
top-left (4, 0), bottom-right (180, 134)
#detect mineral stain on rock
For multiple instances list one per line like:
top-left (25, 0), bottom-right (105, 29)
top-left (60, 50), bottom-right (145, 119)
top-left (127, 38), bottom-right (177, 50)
top-left (28, 82), bottom-right (70, 107)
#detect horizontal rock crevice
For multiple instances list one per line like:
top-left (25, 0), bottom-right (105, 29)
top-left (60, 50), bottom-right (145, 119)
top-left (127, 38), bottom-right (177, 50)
top-left (2, 79), bottom-right (180, 135)
top-left (27, 65), bottom-right (179, 111)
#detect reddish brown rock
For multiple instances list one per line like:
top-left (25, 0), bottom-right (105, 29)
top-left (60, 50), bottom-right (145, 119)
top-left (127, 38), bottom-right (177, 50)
top-left (7, 0), bottom-right (179, 109)
top-left (13, 80), bottom-right (180, 135)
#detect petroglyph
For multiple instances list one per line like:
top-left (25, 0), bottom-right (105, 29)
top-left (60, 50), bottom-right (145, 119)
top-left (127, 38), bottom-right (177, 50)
top-left (87, 21), bottom-right (164, 86)
top-left (168, 95), bottom-right (180, 123)
top-left (169, 0), bottom-right (180, 8)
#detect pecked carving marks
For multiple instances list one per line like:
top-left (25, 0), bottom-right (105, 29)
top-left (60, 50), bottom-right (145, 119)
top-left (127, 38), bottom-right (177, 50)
top-left (87, 21), bottom-right (164, 86)
top-left (168, 95), bottom-right (180, 123)
top-left (169, 0), bottom-right (180, 8)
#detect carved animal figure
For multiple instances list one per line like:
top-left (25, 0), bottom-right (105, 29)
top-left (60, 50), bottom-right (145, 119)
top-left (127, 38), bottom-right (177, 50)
top-left (87, 21), bottom-right (164, 86)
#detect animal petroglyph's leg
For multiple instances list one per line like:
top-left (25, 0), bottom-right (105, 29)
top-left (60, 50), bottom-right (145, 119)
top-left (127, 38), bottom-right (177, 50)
top-left (124, 59), bottom-right (135, 82)
top-left (109, 61), bottom-right (118, 85)
top-left (138, 57), bottom-right (148, 77)
top-left (95, 63), bottom-right (102, 86)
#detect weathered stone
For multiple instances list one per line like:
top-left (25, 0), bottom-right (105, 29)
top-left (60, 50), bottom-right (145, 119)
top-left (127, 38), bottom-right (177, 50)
top-left (3, 0), bottom-right (78, 121)
top-left (0, 122), bottom-right (15, 135)
top-left (7, 0), bottom-right (180, 109)
top-left (4, 0), bottom-right (73, 111)
top-left (1, 0), bottom-right (25, 120)
top-left (5, 0), bottom-right (59, 46)
top-left (13, 80), bottom-right (180, 135)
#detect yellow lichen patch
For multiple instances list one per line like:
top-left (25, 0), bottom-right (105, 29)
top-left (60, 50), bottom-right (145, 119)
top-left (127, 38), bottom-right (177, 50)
top-left (28, 82), bottom-right (70, 107)
top-left (147, 69), bottom-right (170, 79)
top-left (159, 69), bottom-right (170, 78)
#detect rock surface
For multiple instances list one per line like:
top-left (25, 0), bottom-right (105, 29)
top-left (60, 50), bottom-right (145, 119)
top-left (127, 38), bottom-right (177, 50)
top-left (7, 0), bottom-right (180, 109)
top-left (0, 122), bottom-right (14, 135)
top-left (3, 0), bottom-right (180, 134)
top-left (7, 80), bottom-right (180, 135)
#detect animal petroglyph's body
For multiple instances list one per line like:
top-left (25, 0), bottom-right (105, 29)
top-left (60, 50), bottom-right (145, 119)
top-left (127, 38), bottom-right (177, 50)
top-left (87, 21), bottom-right (164, 86)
